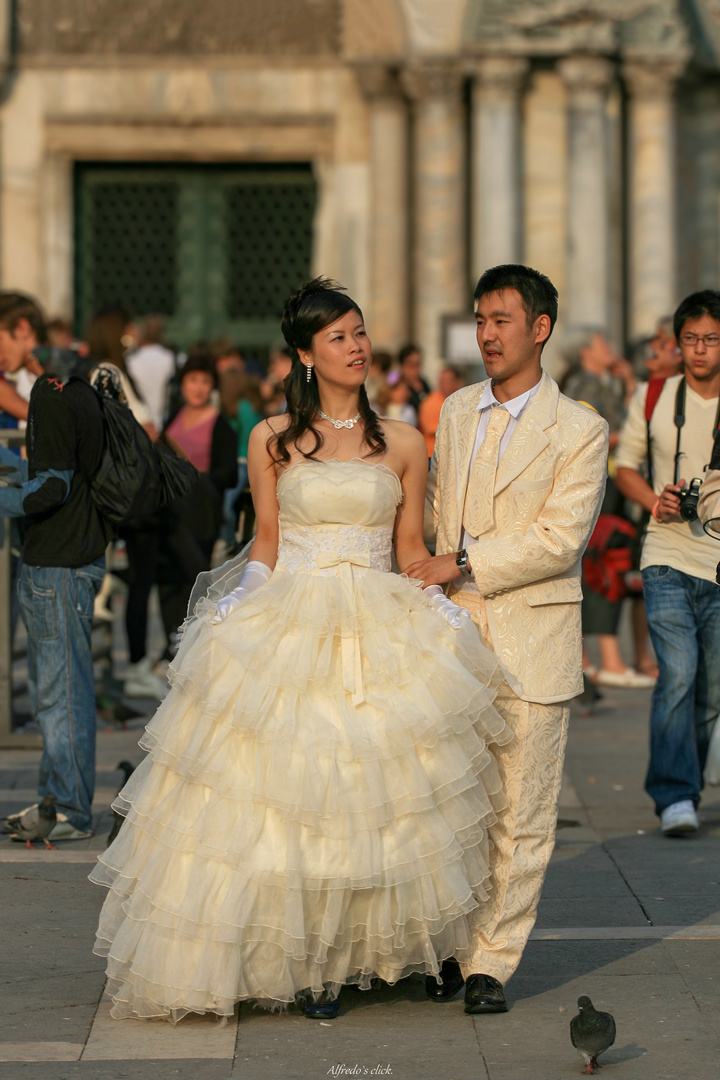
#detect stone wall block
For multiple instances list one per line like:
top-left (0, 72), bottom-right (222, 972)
top-left (402, 61), bottom-right (466, 381)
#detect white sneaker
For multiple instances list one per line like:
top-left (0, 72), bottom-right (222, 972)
top-left (48, 813), bottom-right (93, 842)
top-left (660, 800), bottom-right (699, 835)
top-left (123, 657), bottom-right (168, 700)
top-left (594, 667), bottom-right (656, 689)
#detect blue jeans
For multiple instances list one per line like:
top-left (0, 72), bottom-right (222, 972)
top-left (642, 565), bottom-right (720, 815)
top-left (18, 557), bottom-right (105, 831)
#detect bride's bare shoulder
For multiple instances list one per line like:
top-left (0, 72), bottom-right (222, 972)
top-left (248, 415), bottom-right (290, 459)
top-left (380, 417), bottom-right (427, 454)
top-left (252, 415), bottom-right (291, 440)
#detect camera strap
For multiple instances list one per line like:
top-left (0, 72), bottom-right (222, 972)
top-left (673, 377), bottom-right (720, 485)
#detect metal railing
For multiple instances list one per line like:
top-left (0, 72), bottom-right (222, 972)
top-left (0, 429), bottom-right (41, 748)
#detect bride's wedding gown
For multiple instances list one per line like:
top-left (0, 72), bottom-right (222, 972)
top-left (91, 460), bottom-right (510, 1020)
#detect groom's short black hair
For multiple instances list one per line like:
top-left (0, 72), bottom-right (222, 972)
top-left (474, 264), bottom-right (558, 341)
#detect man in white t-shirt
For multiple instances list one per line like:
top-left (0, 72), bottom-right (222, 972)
top-left (125, 315), bottom-right (176, 429)
top-left (616, 290), bottom-right (720, 836)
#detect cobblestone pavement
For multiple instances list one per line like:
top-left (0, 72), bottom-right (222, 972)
top-left (1, 677), bottom-right (719, 1079)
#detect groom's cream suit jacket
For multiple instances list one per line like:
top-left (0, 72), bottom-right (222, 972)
top-left (425, 372), bottom-right (608, 704)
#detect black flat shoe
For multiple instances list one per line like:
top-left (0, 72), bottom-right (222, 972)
top-left (301, 996), bottom-right (340, 1019)
top-left (425, 958), bottom-right (465, 1002)
top-left (464, 973), bottom-right (508, 1014)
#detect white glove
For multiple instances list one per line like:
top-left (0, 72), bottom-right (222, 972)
top-left (210, 561), bottom-right (272, 624)
top-left (424, 585), bottom-right (472, 630)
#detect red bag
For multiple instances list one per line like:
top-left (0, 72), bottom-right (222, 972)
top-left (582, 514), bottom-right (637, 604)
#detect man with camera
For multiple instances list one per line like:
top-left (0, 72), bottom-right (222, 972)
top-left (616, 290), bottom-right (720, 835)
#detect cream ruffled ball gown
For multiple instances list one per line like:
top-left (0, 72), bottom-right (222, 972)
top-left (91, 460), bottom-right (511, 1020)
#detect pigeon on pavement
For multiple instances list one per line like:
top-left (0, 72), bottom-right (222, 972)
top-left (570, 995), bottom-right (616, 1074)
top-left (7, 794), bottom-right (57, 848)
top-left (107, 760), bottom-right (136, 845)
top-left (3, 798), bottom-right (45, 834)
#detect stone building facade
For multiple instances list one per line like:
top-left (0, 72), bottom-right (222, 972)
top-left (1, 0), bottom-right (720, 378)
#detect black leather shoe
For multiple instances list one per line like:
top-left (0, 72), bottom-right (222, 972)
top-left (464, 973), bottom-right (508, 1014)
top-left (425, 958), bottom-right (465, 1002)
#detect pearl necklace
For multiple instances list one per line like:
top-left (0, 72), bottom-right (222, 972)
top-left (318, 410), bottom-right (361, 430)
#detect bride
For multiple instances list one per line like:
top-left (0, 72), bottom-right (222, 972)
top-left (91, 278), bottom-right (511, 1022)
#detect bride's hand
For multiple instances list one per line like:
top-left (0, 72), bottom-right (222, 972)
top-left (423, 584), bottom-right (471, 630)
top-left (210, 561), bottom-right (272, 624)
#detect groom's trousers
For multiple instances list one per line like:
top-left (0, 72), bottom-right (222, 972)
top-left (450, 587), bottom-right (570, 985)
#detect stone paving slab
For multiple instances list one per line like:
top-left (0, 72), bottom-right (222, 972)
top-left (0, 685), bottom-right (719, 1077)
top-left (476, 966), bottom-right (718, 1080)
top-left (232, 985), bottom-right (480, 1080)
top-left (83, 998), bottom-right (239, 1060)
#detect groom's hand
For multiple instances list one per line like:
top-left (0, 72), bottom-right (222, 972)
top-left (404, 552), bottom-right (462, 586)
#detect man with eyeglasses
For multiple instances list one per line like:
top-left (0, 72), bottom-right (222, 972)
top-left (616, 290), bottom-right (720, 836)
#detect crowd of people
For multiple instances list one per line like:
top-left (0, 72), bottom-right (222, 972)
top-left (557, 319), bottom-right (682, 692)
top-left (0, 314), bottom-right (471, 704)
top-left (554, 299), bottom-right (720, 836)
top-left (0, 268), bottom-right (719, 1023)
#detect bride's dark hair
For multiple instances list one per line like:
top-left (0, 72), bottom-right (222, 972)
top-left (269, 277), bottom-right (387, 463)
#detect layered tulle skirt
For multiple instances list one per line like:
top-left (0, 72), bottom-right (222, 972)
top-left (91, 566), bottom-right (510, 1020)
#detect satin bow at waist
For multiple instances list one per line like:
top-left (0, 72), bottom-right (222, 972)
top-left (316, 550), bottom-right (371, 572)
top-left (275, 524), bottom-right (392, 575)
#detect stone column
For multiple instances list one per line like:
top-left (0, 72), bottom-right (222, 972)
top-left (402, 61), bottom-right (466, 384)
top-left (354, 65), bottom-right (409, 352)
top-left (558, 55), bottom-right (614, 329)
top-left (624, 59), bottom-right (685, 340)
top-left (469, 56), bottom-right (528, 280)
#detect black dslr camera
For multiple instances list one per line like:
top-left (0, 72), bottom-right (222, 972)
top-left (678, 477), bottom-right (702, 522)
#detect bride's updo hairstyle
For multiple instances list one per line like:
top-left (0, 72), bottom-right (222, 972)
top-left (269, 276), bottom-right (387, 463)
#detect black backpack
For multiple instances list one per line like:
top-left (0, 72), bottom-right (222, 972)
top-left (91, 370), bottom-right (197, 528)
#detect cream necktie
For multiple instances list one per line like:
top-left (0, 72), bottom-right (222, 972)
top-left (462, 406), bottom-right (511, 537)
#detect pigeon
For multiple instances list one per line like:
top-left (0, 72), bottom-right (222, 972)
top-left (3, 796), bottom-right (51, 835)
top-left (7, 794), bottom-right (57, 849)
top-left (107, 760), bottom-right (136, 845)
top-left (570, 995), bottom-right (616, 1074)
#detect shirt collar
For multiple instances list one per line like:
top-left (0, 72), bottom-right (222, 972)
top-left (477, 377), bottom-right (543, 419)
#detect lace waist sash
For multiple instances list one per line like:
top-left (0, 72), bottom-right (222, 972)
top-left (275, 524), bottom-right (392, 575)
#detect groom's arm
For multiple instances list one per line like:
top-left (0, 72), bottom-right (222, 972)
top-left (408, 413), bottom-right (608, 591)
top-left (468, 418), bottom-right (608, 596)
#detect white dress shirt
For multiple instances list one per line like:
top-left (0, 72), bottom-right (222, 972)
top-left (459, 377), bottom-right (542, 586)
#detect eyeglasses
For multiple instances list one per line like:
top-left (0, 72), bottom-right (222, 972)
top-left (679, 333), bottom-right (720, 347)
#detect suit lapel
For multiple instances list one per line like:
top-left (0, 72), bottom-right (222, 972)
top-left (451, 382), bottom-right (485, 546)
top-left (494, 372), bottom-right (558, 495)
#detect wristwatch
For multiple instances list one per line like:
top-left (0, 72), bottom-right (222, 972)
top-left (456, 549), bottom-right (472, 576)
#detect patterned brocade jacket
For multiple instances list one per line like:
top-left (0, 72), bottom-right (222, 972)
top-left (425, 372), bottom-right (609, 705)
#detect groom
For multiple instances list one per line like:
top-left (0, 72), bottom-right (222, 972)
top-left (407, 264), bottom-right (608, 1013)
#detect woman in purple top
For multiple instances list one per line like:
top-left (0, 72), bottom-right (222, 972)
top-left (159, 354), bottom-right (237, 652)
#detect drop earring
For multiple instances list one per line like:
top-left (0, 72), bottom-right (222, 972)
top-left (306, 363), bottom-right (312, 383)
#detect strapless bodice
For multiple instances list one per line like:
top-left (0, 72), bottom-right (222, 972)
top-left (275, 460), bottom-right (402, 575)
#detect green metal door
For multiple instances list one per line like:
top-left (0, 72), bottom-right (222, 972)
top-left (74, 163), bottom-right (317, 355)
